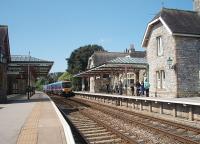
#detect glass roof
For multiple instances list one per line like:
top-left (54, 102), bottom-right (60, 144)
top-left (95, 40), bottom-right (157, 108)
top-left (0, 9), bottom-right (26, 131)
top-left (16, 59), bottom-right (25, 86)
top-left (108, 57), bottom-right (147, 65)
top-left (11, 55), bottom-right (50, 62)
top-left (74, 56), bottom-right (147, 77)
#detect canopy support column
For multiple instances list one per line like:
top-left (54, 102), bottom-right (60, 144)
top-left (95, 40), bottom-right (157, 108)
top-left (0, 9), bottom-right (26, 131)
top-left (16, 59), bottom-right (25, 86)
top-left (125, 65), bottom-right (128, 95)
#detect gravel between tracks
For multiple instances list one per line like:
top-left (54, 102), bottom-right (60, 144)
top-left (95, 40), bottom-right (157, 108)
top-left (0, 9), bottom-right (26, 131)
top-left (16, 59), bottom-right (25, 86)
top-left (84, 108), bottom-right (182, 144)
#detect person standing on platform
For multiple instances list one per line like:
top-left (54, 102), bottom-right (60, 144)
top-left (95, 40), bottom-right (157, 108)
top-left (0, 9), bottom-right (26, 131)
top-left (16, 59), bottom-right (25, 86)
top-left (115, 83), bottom-right (118, 93)
top-left (119, 81), bottom-right (123, 95)
top-left (136, 80), bottom-right (141, 96)
top-left (130, 83), bottom-right (135, 96)
top-left (144, 79), bottom-right (150, 97)
top-left (106, 83), bottom-right (110, 93)
top-left (140, 81), bottom-right (145, 96)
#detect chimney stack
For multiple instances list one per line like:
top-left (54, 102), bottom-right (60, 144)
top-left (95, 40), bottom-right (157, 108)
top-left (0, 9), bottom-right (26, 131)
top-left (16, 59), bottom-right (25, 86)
top-left (194, 0), bottom-right (200, 14)
top-left (128, 44), bottom-right (135, 53)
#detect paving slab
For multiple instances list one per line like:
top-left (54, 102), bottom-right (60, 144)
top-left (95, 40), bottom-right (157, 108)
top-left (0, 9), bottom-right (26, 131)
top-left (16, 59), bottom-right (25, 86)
top-left (0, 92), bottom-right (70, 144)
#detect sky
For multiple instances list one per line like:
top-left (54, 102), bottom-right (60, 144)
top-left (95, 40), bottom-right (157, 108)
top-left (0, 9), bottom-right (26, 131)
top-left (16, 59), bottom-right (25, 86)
top-left (0, 0), bottom-right (192, 72)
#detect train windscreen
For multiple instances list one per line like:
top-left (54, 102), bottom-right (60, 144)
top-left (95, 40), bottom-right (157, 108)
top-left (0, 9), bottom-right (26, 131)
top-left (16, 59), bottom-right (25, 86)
top-left (62, 82), bottom-right (72, 88)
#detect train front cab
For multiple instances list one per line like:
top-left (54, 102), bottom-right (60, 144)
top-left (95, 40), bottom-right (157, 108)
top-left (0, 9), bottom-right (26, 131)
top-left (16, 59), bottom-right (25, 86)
top-left (62, 81), bottom-right (73, 97)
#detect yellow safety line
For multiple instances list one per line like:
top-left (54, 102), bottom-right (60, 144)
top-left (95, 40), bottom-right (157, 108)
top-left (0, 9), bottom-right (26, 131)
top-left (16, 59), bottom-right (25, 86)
top-left (17, 103), bottom-right (42, 144)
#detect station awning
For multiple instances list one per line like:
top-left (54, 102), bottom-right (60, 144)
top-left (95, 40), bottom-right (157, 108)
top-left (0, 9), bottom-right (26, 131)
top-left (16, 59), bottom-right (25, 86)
top-left (74, 57), bottom-right (147, 77)
top-left (8, 55), bottom-right (54, 78)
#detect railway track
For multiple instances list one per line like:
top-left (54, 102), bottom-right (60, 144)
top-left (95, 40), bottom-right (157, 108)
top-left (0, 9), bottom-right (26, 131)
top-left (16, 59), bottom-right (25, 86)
top-left (50, 95), bottom-right (137, 144)
top-left (67, 110), bottom-right (127, 144)
top-left (70, 96), bottom-right (200, 144)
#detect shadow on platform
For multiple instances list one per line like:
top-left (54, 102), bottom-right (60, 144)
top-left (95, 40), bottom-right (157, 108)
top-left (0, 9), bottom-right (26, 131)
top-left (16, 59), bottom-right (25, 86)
top-left (7, 93), bottom-right (50, 104)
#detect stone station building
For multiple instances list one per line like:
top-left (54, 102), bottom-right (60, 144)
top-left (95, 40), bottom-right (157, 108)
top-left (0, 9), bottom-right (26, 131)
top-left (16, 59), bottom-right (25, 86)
top-left (74, 48), bottom-right (147, 95)
top-left (142, 0), bottom-right (200, 98)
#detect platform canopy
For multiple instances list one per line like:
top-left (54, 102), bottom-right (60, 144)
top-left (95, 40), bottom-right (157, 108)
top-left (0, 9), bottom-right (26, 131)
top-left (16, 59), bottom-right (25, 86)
top-left (74, 57), bottom-right (148, 77)
top-left (8, 55), bottom-right (54, 78)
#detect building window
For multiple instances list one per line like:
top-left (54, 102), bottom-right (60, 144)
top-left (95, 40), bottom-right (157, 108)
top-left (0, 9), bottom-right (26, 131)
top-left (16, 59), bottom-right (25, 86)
top-left (157, 36), bottom-right (163, 56)
top-left (156, 70), bottom-right (165, 89)
top-left (161, 70), bottom-right (165, 89)
top-left (156, 71), bottom-right (161, 89)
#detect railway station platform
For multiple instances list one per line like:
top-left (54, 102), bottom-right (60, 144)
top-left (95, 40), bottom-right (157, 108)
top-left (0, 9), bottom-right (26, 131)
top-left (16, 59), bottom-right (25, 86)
top-left (0, 92), bottom-right (75, 144)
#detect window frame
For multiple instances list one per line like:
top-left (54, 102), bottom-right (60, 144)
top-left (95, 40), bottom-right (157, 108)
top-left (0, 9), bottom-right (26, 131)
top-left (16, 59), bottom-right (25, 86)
top-left (156, 36), bottom-right (163, 56)
top-left (156, 70), bottom-right (166, 89)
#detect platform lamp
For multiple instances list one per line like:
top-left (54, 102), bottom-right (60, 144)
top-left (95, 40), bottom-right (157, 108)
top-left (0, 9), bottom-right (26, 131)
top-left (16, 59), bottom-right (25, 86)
top-left (27, 51), bottom-right (31, 100)
top-left (167, 57), bottom-right (173, 69)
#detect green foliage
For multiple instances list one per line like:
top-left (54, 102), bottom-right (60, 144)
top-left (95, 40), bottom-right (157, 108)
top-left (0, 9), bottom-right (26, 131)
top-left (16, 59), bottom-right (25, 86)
top-left (67, 44), bottom-right (105, 91)
top-left (35, 77), bottom-right (46, 91)
top-left (58, 72), bottom-right (72, 81)
top-left (35, 72), bottom-right (64, 91)
top-left (72, 77), bottom-right (84, 91)
top-left (47, 72), bottom-right (63, 83)
top-left (67, 44), bottom-right (105, 74)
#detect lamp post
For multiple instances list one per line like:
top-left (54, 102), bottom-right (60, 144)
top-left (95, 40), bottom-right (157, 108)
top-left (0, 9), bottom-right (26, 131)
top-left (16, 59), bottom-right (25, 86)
top-left (167, 57), bottom-right (173, 69)
top-left (27, 51), bottom-right (31, 100)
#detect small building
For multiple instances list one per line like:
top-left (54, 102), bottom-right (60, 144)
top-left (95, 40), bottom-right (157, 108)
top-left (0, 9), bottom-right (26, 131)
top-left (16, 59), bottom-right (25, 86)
top-left (142, 0), bottom-right (200, 98)
top-left (0, 26), bottom-right (10, 103)
top-left (75, 46), bottom-right (147, 95)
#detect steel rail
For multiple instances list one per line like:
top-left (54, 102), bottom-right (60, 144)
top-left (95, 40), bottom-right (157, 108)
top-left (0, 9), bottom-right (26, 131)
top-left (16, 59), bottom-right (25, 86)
top-left (72, 97), bottom-right (200, 144)
top-left (51, 95), bottom-right (138, 144)
top-left (79, 109), bottom-right (137, 144)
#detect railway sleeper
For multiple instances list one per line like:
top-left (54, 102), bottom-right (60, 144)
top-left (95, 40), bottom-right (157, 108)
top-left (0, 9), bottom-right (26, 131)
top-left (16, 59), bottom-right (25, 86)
top-left (79, 127), bottom-right (106, 132)
top-left (69, 117), bottom-right (92, 121)
top-left (84, 132), bottom-right (111, 137)
top-left (87, 134), bottom-right (116, 141)
top-left (82, 129), bottom-right (107, 134)
top-left (75, 124), bottom-right (98, 128)
top-left (72, 122), bottom-right (95, 125)
top-left (73, 122), bottom-right (97, 125)
top-left (72, 120), bottom-right (95, 123)
top-left (90, 138), bottom-right (122, 144)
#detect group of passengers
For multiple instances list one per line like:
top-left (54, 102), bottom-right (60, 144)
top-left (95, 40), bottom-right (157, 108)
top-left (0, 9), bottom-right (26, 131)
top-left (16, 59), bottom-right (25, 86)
top-left (106, 79), bottom-right (150, 97)
top-left (106, 81), bottom-right (123, 95)
top-left (131, 79), bottom-right (150, 97)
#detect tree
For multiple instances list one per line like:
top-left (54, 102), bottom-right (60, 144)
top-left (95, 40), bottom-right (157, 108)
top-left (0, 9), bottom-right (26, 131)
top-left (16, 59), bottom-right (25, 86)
top-left (67, 44), bottom-right (105, 74)
top-left (47, 72), bottom-right (63, 83)
top-left (67, 44), bottom-right (105, 91)
top-left (58, 72), bottom-right (72, 81)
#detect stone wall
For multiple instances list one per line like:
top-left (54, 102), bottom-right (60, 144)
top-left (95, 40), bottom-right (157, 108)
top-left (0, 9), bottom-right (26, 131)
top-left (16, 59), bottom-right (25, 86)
top-left (175, 37), bottom-right (200, 97)
top-left (194, 0), bottom-right (200, 13)
top-left (147, 22), bottom-right (177, 98)
top-left (147, 21), bottom-right (200, 98)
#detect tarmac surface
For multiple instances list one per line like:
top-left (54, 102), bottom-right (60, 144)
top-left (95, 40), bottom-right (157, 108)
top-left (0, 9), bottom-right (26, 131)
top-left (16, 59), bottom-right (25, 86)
top-left (0, 92), bottom-right (68, 144)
